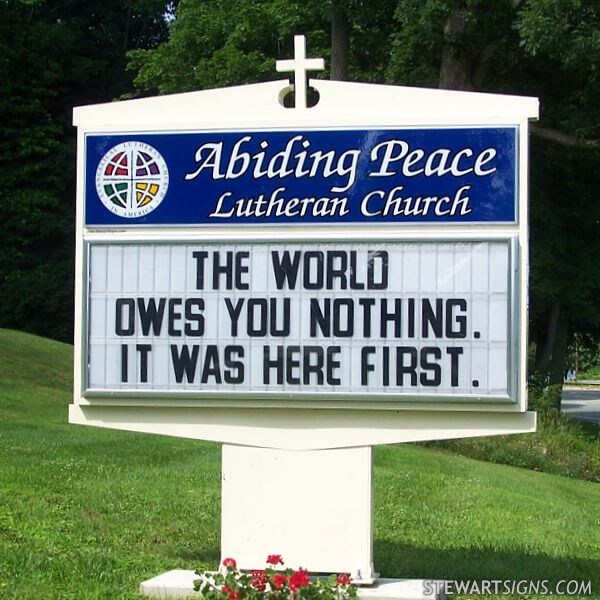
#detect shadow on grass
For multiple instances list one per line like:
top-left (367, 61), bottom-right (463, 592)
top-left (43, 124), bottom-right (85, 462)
top-left (374, 540), bottom-right (600, 585)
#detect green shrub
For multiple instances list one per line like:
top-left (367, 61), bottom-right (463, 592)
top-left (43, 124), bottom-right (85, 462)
top-left (426, 386), bottom-right (600, 482)
top-left (529, 384), bottom-right (562, 411)
top-left (577, 365), bottom-right (600, 380)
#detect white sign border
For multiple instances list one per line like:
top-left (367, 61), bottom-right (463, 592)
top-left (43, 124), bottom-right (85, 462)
top-left (83, 124), bottom-right (519, 228)
top-left (72, 78), bottom-right (538, 430)
top-left (80, 232), bottom-right (519, 409)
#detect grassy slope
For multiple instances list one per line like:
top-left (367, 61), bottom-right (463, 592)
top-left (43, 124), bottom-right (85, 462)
top-left (0, 329), bottom-right (598, 599)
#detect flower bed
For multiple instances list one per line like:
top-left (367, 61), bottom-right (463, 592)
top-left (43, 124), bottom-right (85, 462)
top-left (195, 555), bottom-right (357, 599)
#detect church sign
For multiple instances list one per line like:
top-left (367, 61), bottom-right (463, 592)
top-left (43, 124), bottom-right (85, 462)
top-left (71, 35), bottom-right (537, 446)
top-left (71, 37), bottom-right (539, 586)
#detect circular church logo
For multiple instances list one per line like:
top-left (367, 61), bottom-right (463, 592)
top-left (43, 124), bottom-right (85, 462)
top-left (95, 142), bottom-right (169, 218)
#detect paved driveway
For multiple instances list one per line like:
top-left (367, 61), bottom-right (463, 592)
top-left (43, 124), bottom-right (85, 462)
top-left (562, 387), bottom-right (600, 423)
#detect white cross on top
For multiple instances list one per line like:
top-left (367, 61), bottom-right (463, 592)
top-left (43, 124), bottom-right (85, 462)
top-left (276, 35), bottom-right (324, 109)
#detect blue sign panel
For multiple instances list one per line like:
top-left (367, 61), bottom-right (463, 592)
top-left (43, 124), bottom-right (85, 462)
top-left (85, 127), bottom-right (517, 226)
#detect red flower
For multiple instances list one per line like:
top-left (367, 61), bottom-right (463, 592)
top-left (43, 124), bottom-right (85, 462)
top-left (251, 570), bottom-right (268, 591)
top-left (266, 554), bottom-right (284, 566)
top-left (336, 573), bottom-right (352, 586)
top-left (272, 574), bottom-right (288, 590)
top-left (222, 558), bottom-right (237, 569)
top-left (289, 568), bottom-right (310, 591)
top-left (221, 586), bottom-right (238, 600)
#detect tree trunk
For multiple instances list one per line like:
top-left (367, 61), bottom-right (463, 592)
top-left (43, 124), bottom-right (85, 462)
top-left (330, 1), bottom-right (349, 81)
top-left (439, 10), bottom-right (471, 90)
top-left (438, 9), bottom-right (499, 91)
top-left (123, 0), bottom-right (132, 51)
top-left (549, 309), bottom-right (568, 407)
top-left (534, 302), bottom-right (561, 374)
top-left (533, 303), bottom-right (567, 407)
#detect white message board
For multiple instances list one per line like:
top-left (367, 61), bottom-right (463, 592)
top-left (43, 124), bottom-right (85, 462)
top-left (86, 240), bottom-right (515, 403)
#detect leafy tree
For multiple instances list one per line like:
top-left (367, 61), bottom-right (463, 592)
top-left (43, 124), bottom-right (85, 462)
top-left (513, 1), bottom-right (600, 386)
top-left (516, 0), bottom-right (599, 145)
top-left (129, 0), bottom-right (325, 94)
top-left (129, 0), bottom-right (398, 93)
top-left (0, 0), bottom-right (172, 341)
top-left (0, 2), bottom-right (76, 340)
top-left (384, 0), bottom-right (600, 388)
top-left (130, 0), bottom-right (599, 390)
top-left (529, 141), bottom-right (600, 385)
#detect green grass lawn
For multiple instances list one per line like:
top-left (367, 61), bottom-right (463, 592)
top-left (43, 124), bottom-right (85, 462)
top-left (1, 328), bottom-right (599, 599)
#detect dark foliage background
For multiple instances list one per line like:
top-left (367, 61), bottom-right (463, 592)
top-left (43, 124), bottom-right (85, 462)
top-left (1, 0), bottom-right (598, 383)
top-left (0, 0), bottom-right (172, 341)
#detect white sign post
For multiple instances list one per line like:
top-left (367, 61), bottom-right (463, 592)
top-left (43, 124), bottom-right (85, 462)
top-left (70, 35), bottom-right (538, 598)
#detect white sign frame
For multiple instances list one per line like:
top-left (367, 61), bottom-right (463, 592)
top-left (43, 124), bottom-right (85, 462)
top-left (71, 69), bottom-right (538, 448)
top-left (81, 233), bottom-right (520, 408)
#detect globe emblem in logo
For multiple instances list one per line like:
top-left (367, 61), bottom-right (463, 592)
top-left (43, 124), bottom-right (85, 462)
top-left (95, 142), bottom-right (169, 218)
